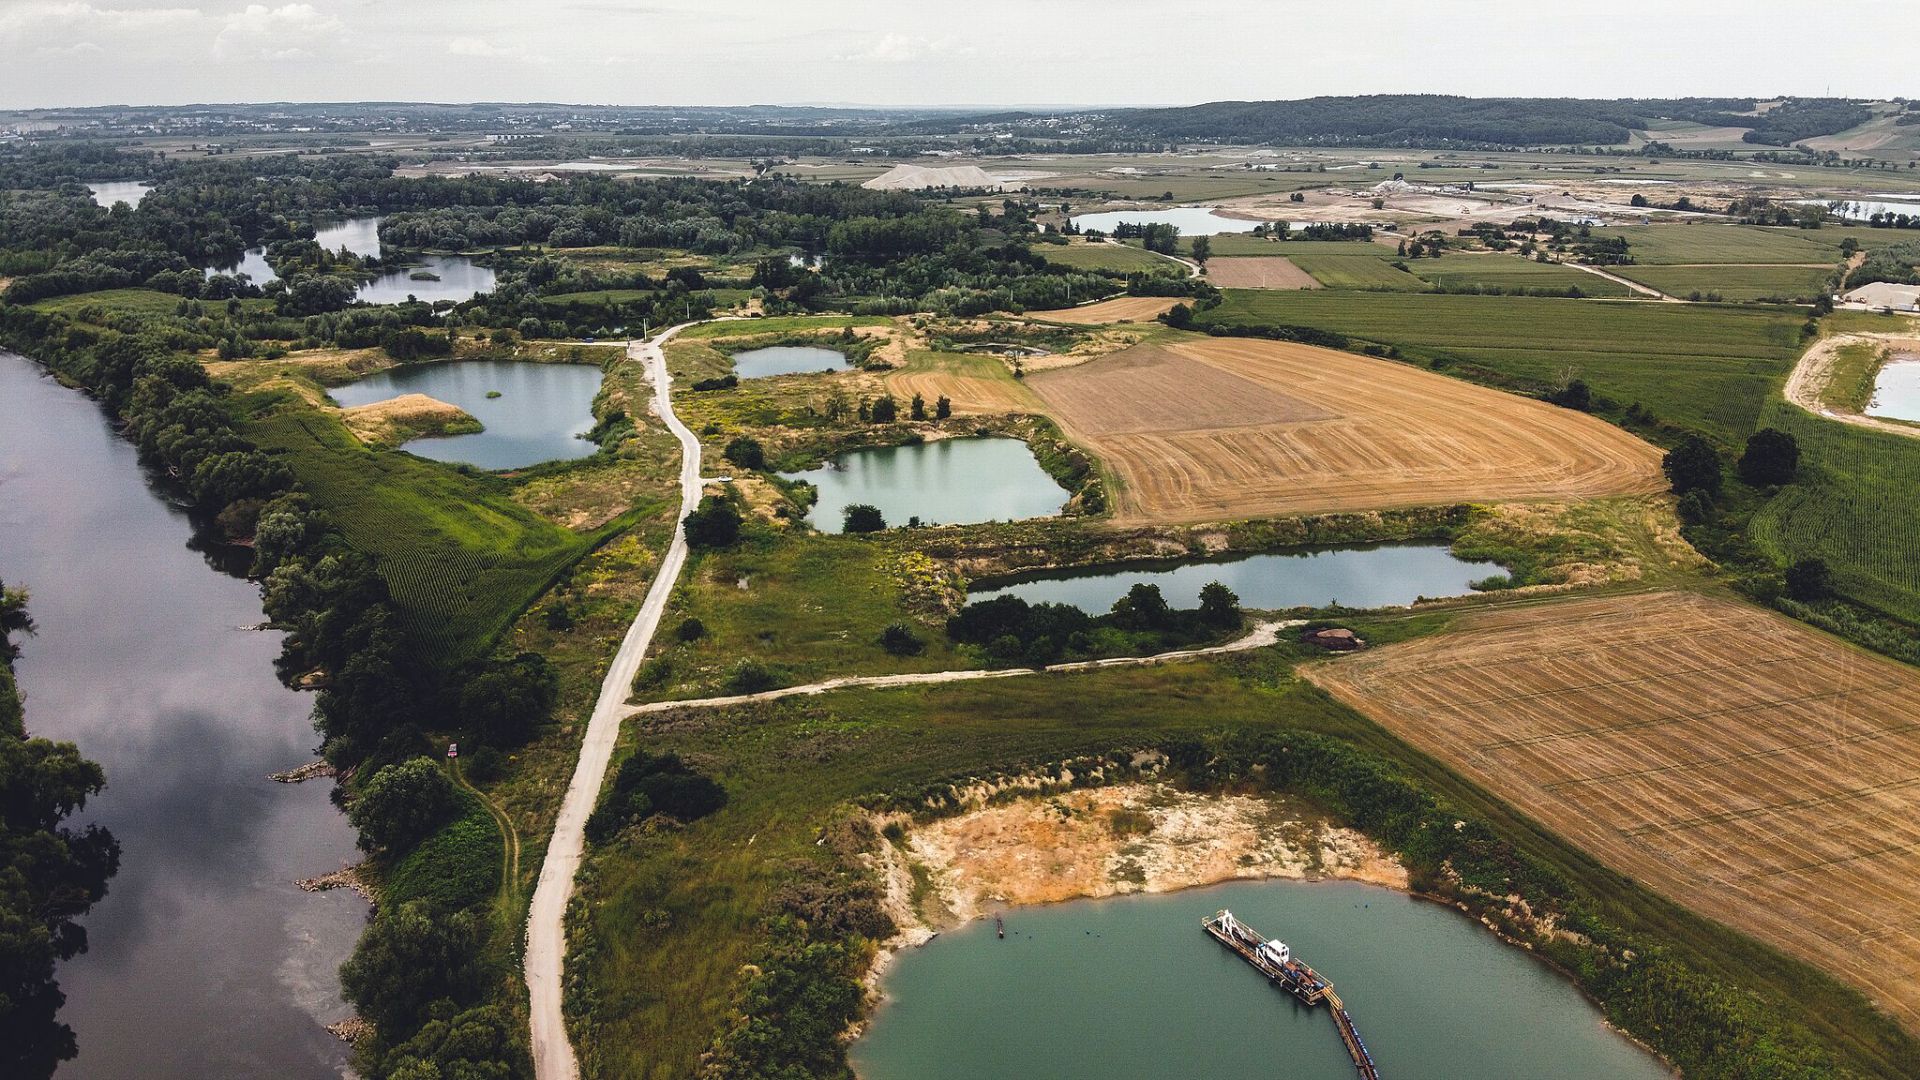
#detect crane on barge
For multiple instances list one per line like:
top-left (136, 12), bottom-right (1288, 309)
top-left (1202, 909), bottom-right (1381, 1079)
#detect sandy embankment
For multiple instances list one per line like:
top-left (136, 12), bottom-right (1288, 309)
top-left (868, 782), bottom-right (1407, 973)
top-left (339, 392), bottom-right (479, 447)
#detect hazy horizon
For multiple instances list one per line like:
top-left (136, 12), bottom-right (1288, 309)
top-left (0, 0), bottom-right (1907, 113)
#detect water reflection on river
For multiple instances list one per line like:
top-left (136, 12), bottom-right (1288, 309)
top-left (0, 353), bottom-right (363, 1079)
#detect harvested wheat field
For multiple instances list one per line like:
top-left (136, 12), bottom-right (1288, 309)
top-left (1309, 590), bottom-right (1920, 1029)
top-left (1027, 337), bottom-right (1662, 523)
top-left (884, 351), bottom-right (1042, 415)
top-left (1204, 256), bottom-right (1322, 290)
top-left (1028, 296), bottom-right (1178, 324)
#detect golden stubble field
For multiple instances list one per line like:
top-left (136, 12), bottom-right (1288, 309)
top-left (1027, 337), bottom-right (1663, 523)
top-left (1028, 296), bottom-right (1179, 324)
top-left (1308, 590), bottom-right (1920, 1029)
top-left (1203, 256), bottom-right (1322, 290)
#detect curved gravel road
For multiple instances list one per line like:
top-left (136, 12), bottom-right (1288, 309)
top-left (525, 323), bottom-right (702, 1080)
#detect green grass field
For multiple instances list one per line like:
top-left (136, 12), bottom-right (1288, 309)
top-left (1032, 241), bottom-right (1168, 274)
top-left (1614, 264), bottom-right (1837, 302)
top-left (1409, 254), bottom-right (1631, 296)
top-left (1752, 398), bottom-right (1920, 624)
top-left (1288, 253), bottom-right (1428, 291)
top-left (1605, 224), bottom-right (1886, 265)
top-left (31, 288), bottom-right (275, 317)
top-left (240, 399), bottom-right (607, 664)
top-left (677, 314), bottom-right (883, 340)
top-left (538, 288), bottom-right (658, 308)
top-left (1197, 290), bottom-right (1808, 444)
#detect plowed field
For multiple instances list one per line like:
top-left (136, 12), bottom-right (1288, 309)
top-left (1309, 591), bottom-right (1920, 1030)
top-left (1029, 296), bottom-right (1178, 324)
top-left (1205, 256), bottom-right (1322, 290)
top-left (1027, 337), bottom-right (1663, 523)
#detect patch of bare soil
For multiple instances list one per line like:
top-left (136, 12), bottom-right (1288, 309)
top-left (1028, 296), bottom-right (1178, 325)
top-left (1205, 256), bottom-right (1322, 290)
top-left (881, 783), bottom-right (1406, 935)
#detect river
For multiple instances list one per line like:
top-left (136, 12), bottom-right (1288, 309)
top-left (0, 353), bottom-right (364, 1078)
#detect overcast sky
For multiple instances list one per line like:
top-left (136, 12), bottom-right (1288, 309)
top-left (0, 1), bottom-right (1906, 111)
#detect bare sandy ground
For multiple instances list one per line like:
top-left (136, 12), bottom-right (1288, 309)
top-left (1028, 296), bottom-right (1178, 324)
top-left (1205, 256), bottom-right (1322, 290)
top-left (339, 393), bottom-right (474, 447)
top-left (874, 781), bottom-right (1406, 946)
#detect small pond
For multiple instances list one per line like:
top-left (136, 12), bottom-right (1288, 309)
top-left (970, 543), bottom-right (1503, 612)
top-left (87, 181), bottom-right (152, 208)
top-left (731, 345), bottom-right (852, 379)
top-left (853, 879), bottom-right (1669, 1080)
top-left (1867, 354), bottom-right (1920, 423)
top-left (328, 359), bottom-right (604, 469)
top-left (1797, 197), bottom-right (1920, 222)
top-left (355, 253), bottom-right (497, 305)
top-left (1071, 206), bottom-right (1265, 235)
top-left (313, 216), bottom-right (383, 258)
top-left (781, 437), bottom-right (1066, 533)
top-left (205, 246), bottom-right (278, 284)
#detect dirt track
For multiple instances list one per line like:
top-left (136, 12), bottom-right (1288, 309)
top-left (1784, 332), bottom-right (1920, 439)
top-left (1028, 337), bottom-right (1664, 524)
top-left (1204, 256), bottom-right (1322, 290)
top-left (1029, 296), bottom-right (1178, 324)
top-left (1309, 590), bottom-right (1920, 1032)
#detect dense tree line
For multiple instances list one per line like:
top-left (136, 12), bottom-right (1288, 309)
top-left (946, 582), bottom-right (1242, 666)
top-left (0, 585), bottom-right (120, 1080)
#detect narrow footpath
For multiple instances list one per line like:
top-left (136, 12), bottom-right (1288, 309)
top-left (622, 620), bottom-right (1293, 719)
top-left (525, 322), bottom-right (703, 1080)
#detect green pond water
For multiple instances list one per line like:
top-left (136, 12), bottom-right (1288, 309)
top-left (328, 359), bottom-right (603, 469)
top-left (971, 543), bottom-right (1503, 612)
top-left (782, 437), bottom-right (1067, 532)
top-left (853, 879), bottom-right (1669, 1080)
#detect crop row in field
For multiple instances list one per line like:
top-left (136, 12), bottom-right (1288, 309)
top-left (1195, 290), bottom-right (1808, 444)
top-left (1309, 590), bottom-right (1920, 1034)
top-left (1615, 264), bottom-right (1837, 302)
top-left (1408, 253), bottom-right (1632, 296)
top-left (1606, 224), bottom-right (1902, 265)
top-left (1751, 397), bottom-right (1920, 625)
top-left (1287, 253), bottom-right (1428, 290)
top-left (1032, 241), bottom-right (1170, 274)
top-left (243, 403), bottom-right (601, 664)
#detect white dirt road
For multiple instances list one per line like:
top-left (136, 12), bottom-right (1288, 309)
top-left (1567, 262), bottom-right (1679, 301)
top-left (525, 322), bottom-right (703, 1080)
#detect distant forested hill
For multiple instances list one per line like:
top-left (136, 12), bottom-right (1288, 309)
top-left (1104, 95), bottom-right (1870, 148)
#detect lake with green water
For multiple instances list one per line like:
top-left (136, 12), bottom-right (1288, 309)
top-left (781, 437), bottom-right (1067, 532)
top-left (971, 543), bottom-right (1502, 612)
top-left (853, 879), bottom-right (1668, 1080)
top-left (329, 359), bottom-right (604, 469)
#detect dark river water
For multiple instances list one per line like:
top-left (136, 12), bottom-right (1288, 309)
top-left (0, 353), bottom-right (363, 1079)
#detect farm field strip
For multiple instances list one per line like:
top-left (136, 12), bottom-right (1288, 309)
top-left (1029, 295), bottom-right (1179, 324)
top-left (1309, 591), bottom-right (1920, 1030)
top-left (1203, 255), bottom-right (1321, 290)
top-left (1027, 336), bottom-right (1662, 523)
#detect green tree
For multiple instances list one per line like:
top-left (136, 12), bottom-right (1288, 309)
top-left (935, 395), bottom-right (952, 420)
top-left (842, 504), bottom-right (887, 533)
top-left (1190, 235), bottom-right (1212, 266)
top-left (1161, 303), bottom-right (1193, 329)
top-left (1110, 583), bottom-right (1172, 631)
top-left (458, 653), bottom-right (558, 748)
top-left (869, 396), bottom-right (898, 423)
top-left (1662, 436), bottom-right (1723, 496)
top-left (684, 496), bottom-right (743, 548)
top-left (1785, 558), bottom-right (1834, 601)
top-left (1738, 428), bottom-right (1799, 487)
top-left (348, 757), bottom-right (456, 854)
top-left (339, 901), bottom-right (483, 1036)
top-left (879, 622), bottom-right (926, 656)
top-left (1198, 582), bottom-right (1243, 629)
top-left (723, 436), bottom-right (766, 471)
top-left (909, 394), bottom-right (926, 421)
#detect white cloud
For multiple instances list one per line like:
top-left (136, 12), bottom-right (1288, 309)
top-left (211, 3), bottom-right (342, 60)
top-left (837, 32), bottom-right (972, 64)
top-left (447, 35), bottom-right (548, 63)
top-left (0, 3), bottom-right (201, 44)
